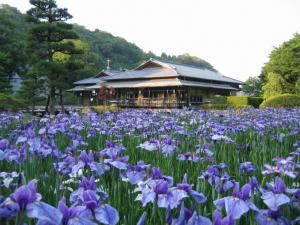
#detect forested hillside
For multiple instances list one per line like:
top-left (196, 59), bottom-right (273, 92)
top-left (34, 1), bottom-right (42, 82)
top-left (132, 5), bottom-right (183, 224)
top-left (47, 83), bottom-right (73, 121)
top-left (0, 4), bottom-right (216, 81)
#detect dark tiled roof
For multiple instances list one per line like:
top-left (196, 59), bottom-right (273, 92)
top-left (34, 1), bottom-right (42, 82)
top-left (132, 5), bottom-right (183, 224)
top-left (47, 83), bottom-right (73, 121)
top-left (152, 59), bottom-right (243, 84)
top-left (73, 70), bottom-right (122, 85)
top-left (73, 77), bottom-right (102, 85)
top-left (103, 67), bottom-right (178, 81)
top-left (103, 59), bottom-right (243, 84)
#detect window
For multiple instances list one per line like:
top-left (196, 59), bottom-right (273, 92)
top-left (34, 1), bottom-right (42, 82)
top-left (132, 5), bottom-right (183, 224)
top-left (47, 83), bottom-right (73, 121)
top-left (191, 95), bottom-right (203, 103)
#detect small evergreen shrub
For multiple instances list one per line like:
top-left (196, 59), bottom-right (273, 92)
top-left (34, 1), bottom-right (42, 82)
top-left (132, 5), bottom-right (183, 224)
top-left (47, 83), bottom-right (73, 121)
top-left (211, 95), bottom-right (227, 104)
top-left (248, 97), bottom-right (263, 108)
top-left (0, 93), bottom-right (26, 111)
top-left (227, 96), bottom-right (248, 108)
top-left (260, 94), bottom-right (300, 108)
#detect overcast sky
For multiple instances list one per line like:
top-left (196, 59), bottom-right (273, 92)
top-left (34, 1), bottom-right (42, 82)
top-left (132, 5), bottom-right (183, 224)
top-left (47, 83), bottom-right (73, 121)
top-left (2, 0), bottom-right (300, 81)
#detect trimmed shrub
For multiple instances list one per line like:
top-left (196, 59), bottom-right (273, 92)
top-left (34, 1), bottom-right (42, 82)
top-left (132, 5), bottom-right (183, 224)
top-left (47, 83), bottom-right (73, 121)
top-left (200, 103), bottom-right (230, 110)
top-left (227, 96), bottom-right (263, 108)
top-left (211, 95), bottom-right (227, 104)
top-left (248, 97), bottom-right (263, 108)
top-left (259, 94), bottom-right (300, 108)
top-left (92, 105), bottom-right (119, 112)
top-left (227, 96), bottom-right (248, 106)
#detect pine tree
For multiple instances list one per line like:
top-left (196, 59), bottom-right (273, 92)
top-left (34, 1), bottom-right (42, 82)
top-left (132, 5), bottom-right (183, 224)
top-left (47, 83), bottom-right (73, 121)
top-left (26, 0), bottom-right (80, 114)
top-left (17, 69), bottom-right (45, 112)
top-left (0, 52), bottom-right (11, 94)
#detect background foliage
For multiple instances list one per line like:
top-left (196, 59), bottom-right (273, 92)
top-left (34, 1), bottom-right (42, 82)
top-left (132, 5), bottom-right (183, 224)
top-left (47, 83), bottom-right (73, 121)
top-left (262, 34), bottom-right (300, 98)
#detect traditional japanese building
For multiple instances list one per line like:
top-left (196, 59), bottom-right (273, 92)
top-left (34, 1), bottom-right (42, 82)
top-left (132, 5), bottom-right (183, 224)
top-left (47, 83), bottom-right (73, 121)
top-left (69, 59), bottom-right (243, 107)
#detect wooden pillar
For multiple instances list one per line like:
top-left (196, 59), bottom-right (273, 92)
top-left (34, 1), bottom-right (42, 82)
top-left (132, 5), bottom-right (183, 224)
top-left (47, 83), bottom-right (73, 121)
top-left (137, 89), bottom-right (143, 107)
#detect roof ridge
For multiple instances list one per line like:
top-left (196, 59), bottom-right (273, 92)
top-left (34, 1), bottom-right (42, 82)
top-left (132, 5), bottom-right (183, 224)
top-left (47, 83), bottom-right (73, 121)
top-left (151, 58), bottom-right (216, 71)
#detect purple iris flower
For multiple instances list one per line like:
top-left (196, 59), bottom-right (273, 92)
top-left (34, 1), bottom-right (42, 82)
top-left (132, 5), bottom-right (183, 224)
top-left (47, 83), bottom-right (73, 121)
top-left (138, 139), bottom-right (160, 152)
top-left (27, 138), bottom-right (60, 158)
top-left (57, 197), bottom-right (96, 225)
top-left (262, 177), bottom-right (290, 211)
top-left (99, 140), bottom-right (125, 157)
top-left (71, 151), bottom-right (109, 177)
top-left (200, 165), bottom-right (235, 194)
top-left (0, 171), bottom-right (19, 188)
top-left (148, 167), bottom-right (174, 185)
top-left (177, 173), bottom-right (207, 204)
top-left (213, 210), bottom-right (235, 225)
top-left (0, 197), bottom-right (19, 218)
top-left (16, 135), bottom-right (28, 145)
top-left (255, 209), bottom-right (290, 225)
top-left (211, 134), bottom-right (233, 143)
top-left (54, 155), bottom-right (76, 175)
top-left (104, 155), bottom-right (129, 170)
top-left (82, 190), bottom-right (119, 225)
top-left (177, 152), bottom-right (200, 162)
top-left (10, 180), bottom-right (41, 209)
top-left (161, 137), bottom-right (177, 155)
top-left (5, 145), bottom-right (26, 163)
top-left (240, 162), bottom-right (256, 174)
top-left (135, 179), bottom-right (187, 209)
top-left (0, 139), bottom-right (8, 150)
top-left (106, 140), bottom-right (115, 148)
top-left (289, 189), bottom-right (300, 211)
top-left (171, 203), bottom-right (212, 225)
top-left (262, 157), bottom-right (298, 179)
top-left (214, 183), bottom-right (258, 220)
top-left (70, 176), bottom-right (108, 204)
top-left (122, 161), bottom-right (150, 184)
top-left (197, 144), bottom-right (214, 157)
top-left (249, 176), bottom-right (260, 191)
top-left (0, 180), bottom-right (62, 224)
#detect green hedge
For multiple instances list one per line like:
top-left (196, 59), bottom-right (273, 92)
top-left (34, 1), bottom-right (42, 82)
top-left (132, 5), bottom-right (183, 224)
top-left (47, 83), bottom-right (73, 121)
top-left (202, 96), bottom-right (263, 110)
top-left (227, 96), bottom-right (263, 108)
top-left (227, 96), bottom-right (248, 106)
top-left (248, 97), bottom-right (263, 108)
top-left (211, 95), bottom-right (227, 104)
top-left (260, 94), bottom-right (300, 108)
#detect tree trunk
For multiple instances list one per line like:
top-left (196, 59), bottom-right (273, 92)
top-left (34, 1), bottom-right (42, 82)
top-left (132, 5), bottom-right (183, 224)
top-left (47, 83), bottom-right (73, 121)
top-left (59, 88), bottom-right (64, 113)
top-left (31, 102), bottom-right (35, 114)
top-left (45, 93), bottom-right (50, 114)
top-left (49, 86), bottom-right (55, 115)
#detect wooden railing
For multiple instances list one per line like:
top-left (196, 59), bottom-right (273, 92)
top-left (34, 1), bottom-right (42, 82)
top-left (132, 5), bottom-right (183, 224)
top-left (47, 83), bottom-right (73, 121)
top-left (111, 98), bottom-right (187, 108)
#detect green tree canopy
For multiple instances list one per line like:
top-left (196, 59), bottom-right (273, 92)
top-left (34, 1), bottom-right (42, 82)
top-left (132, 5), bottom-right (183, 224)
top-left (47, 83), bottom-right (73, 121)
top-left (0, 5), bottom-right (29, 94)
top-left (262, 72), bottom-right (290, 99)
top-left (262, 33), bottom-right (300, 98)
top-left (160, 53), bottom-right (216, 71)
top-left (241, 76), bottom-right (262, 97)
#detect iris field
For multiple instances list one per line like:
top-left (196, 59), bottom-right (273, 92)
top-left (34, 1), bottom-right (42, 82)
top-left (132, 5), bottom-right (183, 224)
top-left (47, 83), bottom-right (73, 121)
top-left (0, 108), bottom-right (299, 225)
